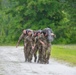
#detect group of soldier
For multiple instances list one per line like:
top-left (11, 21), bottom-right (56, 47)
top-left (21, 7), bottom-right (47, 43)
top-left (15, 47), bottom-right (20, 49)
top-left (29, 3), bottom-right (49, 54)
top-left (16, 28), bottom-right (55, 64)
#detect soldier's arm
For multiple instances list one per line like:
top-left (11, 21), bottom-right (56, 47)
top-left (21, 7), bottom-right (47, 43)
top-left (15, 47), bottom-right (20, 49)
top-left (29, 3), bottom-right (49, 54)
top-left (39, 40), bottom-right (45, 46)
top-left (32, 43), bottom-right (36, 50)
top-left (31, 37), bottom-right (35, 50)
top-left (39, 34), bottom-right (45, 46)
top-left (39, 36), bottom-right (46, 46)
top-left (24, 36), bottom-right (28, 47)
top-left (16, 33), bottom-right (24, 48)
top-left (33, 37), bottom-right (36, 47)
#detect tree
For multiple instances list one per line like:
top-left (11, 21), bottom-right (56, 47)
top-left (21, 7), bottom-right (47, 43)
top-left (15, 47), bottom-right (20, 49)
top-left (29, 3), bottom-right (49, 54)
top-left (0, 0), bottom-right (76, 44)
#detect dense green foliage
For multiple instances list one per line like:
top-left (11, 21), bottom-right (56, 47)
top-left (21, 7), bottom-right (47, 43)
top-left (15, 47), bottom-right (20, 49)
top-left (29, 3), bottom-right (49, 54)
top-left (0, 0), bottom-right (76, 44)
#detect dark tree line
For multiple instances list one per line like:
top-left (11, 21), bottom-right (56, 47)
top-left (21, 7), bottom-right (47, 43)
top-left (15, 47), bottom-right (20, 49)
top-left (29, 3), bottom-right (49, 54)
top-left (0, 0), bottom-right (76, 44)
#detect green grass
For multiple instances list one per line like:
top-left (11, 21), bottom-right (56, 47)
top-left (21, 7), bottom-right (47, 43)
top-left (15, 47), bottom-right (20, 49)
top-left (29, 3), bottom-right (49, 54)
top-left (51, 45), bottom-right (76, 65)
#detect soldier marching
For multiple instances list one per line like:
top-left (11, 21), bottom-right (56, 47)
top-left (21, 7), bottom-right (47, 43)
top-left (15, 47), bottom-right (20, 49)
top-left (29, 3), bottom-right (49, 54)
top-left (16, 28), bottom-right (55, 64)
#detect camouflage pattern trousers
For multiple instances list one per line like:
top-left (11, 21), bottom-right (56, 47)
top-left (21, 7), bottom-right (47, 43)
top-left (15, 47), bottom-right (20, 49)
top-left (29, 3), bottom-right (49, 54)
top-left (33, 44), bottom-right (51, 64)
top-left (24, 44), bottom-right (33, 62)
top-left (40, 43), bottom-right (51, 64)
top-left (33, 45), bottom-right (43, 63)
top-left (45, 43), bottom-right (51, 64)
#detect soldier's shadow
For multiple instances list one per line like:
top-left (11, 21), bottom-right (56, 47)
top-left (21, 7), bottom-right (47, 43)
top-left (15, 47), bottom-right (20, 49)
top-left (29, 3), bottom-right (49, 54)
top-left (3, 60), bottom-right (51, 65)
top-left (1, 60), bottom-right (25, 63)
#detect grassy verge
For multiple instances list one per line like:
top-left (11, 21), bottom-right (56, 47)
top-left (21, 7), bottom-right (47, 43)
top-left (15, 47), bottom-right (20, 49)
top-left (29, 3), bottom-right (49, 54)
top-left (51, 45), bottom-right (76, 65)
top-left (0, 42), bottom-right (23, 46)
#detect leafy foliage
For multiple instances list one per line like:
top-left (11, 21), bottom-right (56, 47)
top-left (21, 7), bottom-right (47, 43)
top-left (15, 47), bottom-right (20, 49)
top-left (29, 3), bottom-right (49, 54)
top-left (0, 0), bottom-right (76, 44)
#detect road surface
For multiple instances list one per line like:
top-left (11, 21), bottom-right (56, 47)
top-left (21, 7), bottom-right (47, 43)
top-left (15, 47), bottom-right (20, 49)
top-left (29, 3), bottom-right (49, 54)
top-left (0, 46), bottom-right (76, 75)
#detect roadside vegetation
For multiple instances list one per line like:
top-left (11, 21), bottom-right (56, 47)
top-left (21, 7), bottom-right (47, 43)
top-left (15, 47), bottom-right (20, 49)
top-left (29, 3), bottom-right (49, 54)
top-left (51, 45), bottom-right (76, 65)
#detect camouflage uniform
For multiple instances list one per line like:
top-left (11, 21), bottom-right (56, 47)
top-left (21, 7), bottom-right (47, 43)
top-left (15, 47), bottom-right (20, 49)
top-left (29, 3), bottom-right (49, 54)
top-left (32, 35), bottom-right (38, 62)
top-left (45, 38), bottom-right (51, 64)
top-left (32, 30), bottom-right (42, 63)
top-left (42, 28), bottom-right (54, 64)
top-left (35, 33), bottom-right (46, 63)
top-left (24, 35), bottom-right (34, 62)
top-left (41, 35), bottom-right (48, 64)
top-left (16, 31), bottom-right (27, 62)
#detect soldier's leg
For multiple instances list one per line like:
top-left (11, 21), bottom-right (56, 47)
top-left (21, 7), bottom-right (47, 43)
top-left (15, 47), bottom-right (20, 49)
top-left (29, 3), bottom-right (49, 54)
top-left (37, 46), bottom-right (43, 63)
top-left (34, 50), bottom-right (37, 62)
top-left (28, 47), bottom-right (33, 62)
top-left (41, 46), bottom-right (47, 64)
top-left (46, 45), bottom-right (51, 64)
top-left (27, 49), bottom-right (30, 62)
top-left (34, 46), bottom-right (38, 62)
top-left (37, 50), bottom-right (41, 63)
top-left (37, 47), bottom-right (40, 63)
top-left (24, 46), bottom-right (28, 62)
top-left (30, 49), bottom-right (33, 62)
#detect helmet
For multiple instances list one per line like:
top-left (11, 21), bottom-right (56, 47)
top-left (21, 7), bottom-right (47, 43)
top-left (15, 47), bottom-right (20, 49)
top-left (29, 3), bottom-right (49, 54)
top-left (42, 29), bottom-right (47, 35)
top-left (26, 29), bottom-right (33, 35)
top-left (36, 30), bottom-right (42, 36)
top-left (44, 28), bottom-right (53, 33)
top-left (43, 28), bottom-right (54, 42)
top-left (37, 30), bottom-right (42, 33)
top-left (26, 29), bottom-right (33, 33)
